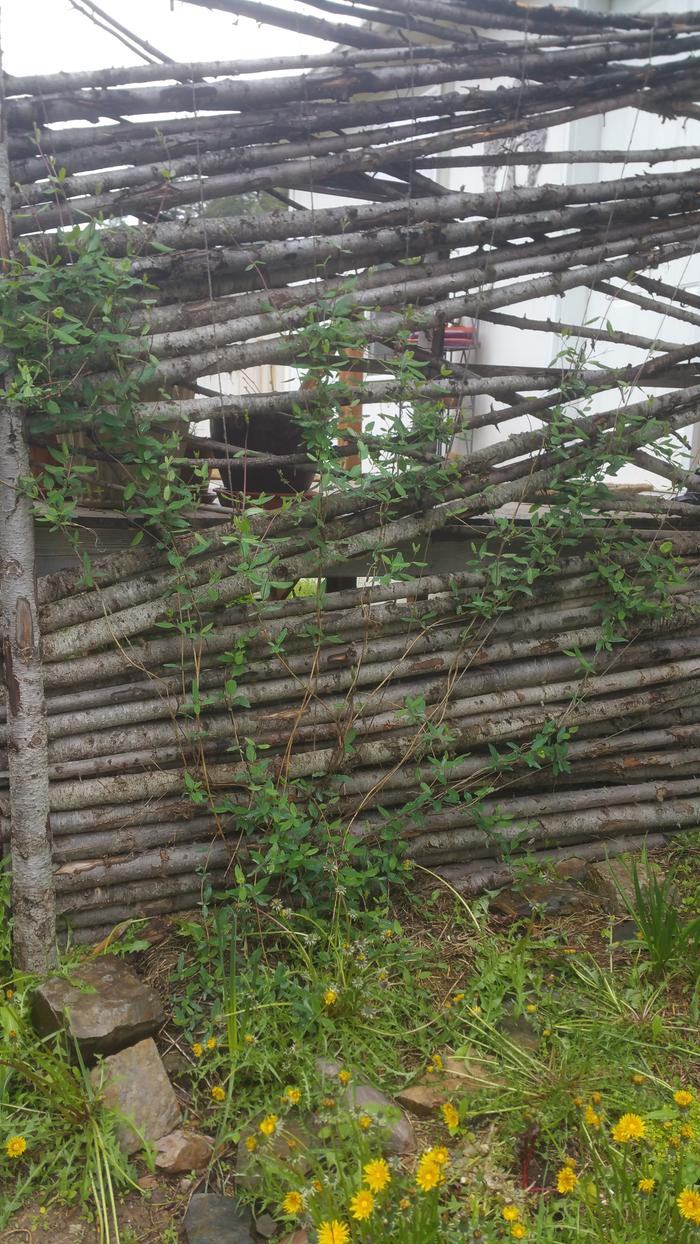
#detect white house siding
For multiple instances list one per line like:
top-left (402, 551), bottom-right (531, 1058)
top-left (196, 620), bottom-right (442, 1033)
top-left (439, 0), bottom-right (700, 485)
top-left (205, 0), bottom-right (700, 490)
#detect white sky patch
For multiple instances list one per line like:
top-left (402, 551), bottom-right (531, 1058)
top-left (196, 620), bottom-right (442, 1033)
top-left (2, 0), bottom-right (320, 75)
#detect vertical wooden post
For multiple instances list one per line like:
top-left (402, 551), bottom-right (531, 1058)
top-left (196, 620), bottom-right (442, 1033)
top-left (0, 35), bottom-right (56, 970)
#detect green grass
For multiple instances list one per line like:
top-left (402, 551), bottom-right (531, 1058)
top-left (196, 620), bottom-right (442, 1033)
top-left (1, 852), bottom-right (699, 1241)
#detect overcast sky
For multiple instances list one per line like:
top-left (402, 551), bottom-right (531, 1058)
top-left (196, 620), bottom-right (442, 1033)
top-left (2, 0), bottom-right (320, 76)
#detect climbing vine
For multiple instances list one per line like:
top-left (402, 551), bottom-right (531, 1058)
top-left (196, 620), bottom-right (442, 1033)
top-left (3, 231), bottom-right (692, 915)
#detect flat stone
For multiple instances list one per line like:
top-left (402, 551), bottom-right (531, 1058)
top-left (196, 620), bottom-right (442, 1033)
top-left (32, 955), bottom-right (163, 1061)
top-left (397, 1056), bottom-right (503, 1116)
top-left (497, 1012), bottom-right (539, 1052)
top-left (254, 1212), bottom-right (278, 1238)
top-left (184, 1194), bottom-right (255, 1244)
top-left (154, 1128), bottom-right (213, 1173)
top-left (395, 1082), bottom-right (452, 1117)
top-left (585, 856), bottom-right (665, 915)
top-left (490, 882), bottom-right (581, 919)
top-left (316, 1058), bottom-right (415, 1154)
top-left (552, 856), bottom-right (589, 882)
top-left (90, 1037), bottom-right (181, 1155)
top-left (442, 1055), bottom-right (505, 1092)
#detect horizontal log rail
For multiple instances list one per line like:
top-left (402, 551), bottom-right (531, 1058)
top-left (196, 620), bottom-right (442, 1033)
top-left (5, 0), bottom-right (700, 945)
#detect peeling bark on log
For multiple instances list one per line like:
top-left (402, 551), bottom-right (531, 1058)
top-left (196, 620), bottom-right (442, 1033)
top-left (411, 797), bottom-right (700, 865)
top-left (432, 832), bottom-right (670, 895)
top-left (0, 58), bottom-right (54, 972)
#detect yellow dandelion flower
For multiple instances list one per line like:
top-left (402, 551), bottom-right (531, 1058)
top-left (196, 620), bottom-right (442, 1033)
top-left (573, 1096), bottom-right (584, 1107)
top-left (284, 1087), bottom-right (302, 1105)
top-left (383, 928), bottom-right (394, 939)
top-left (681, 1124), bottom-right (695, 1140)
top-left (412, 1149), bottom-right (447, 1189)
top-left (511, 1227), bottom-right (527, 1240)
top-left (416, 1160), bottom-right (442, 1193)
top-left (322, 1096), bottom-right (336, 1109)
top-left (584, 1106), bottom-right (601, 1129)
top-left (5, 1136), bottom-right (26, 1159)
top-left (543, 1028), bottom-right (552, 1037)
top-left (317, 1221), bottom-right (350, 1244)
top-left (670, 1134), bottom-right (681, 1149)
top-left (323, 989), bottom-right (338, 1008)
top-left (556, 1166), bottom-right (578, 1194)
top-left (338, 1070), bottom-right (351, 1086)
top-left (563, 1156), bottom-right (577, 1169)
top-left (674, 1090), bottom-right (693, 1108)
top-left (526, 1004), bottom-right (537, 1014)
top-left (259, 1114), bottom-right (278, 1137)
top-left (429, 1147), bottom-right (449, 1167)
top-left (677, 1188), bottom-right (700, 1225)
top-left (5, 989), bottom-right (13, 1000)
top-left (399, 1197), bottom-right (410, 1210)
top-left (632, 1073), bottom-right (646, 1085)
top-left (211, 1085), bottom-right (225, 1102)
top-left (206, 1037), bottom-right (217, 1051)
top-left (192, 1042), bottom-right (203, 1058)
top-left (282, 1191), bottom-right (303, 1215)
top-left (349, 1189), bottom-right (374, 1221)
top-left (312, 1179), bottom-right (323, 1193)
top-left (244, 1135), bottom-right (258, 1152)
top-left (377, 969), bottom-right (388, 982)
top-left (359, 1114), bottom-right (373, 1130)
top-left (453, 992), bottom-right (465, 1003)
top-left (363, 1158), bottom-right (390, 1192)
top-left (591, 1091), bottom-right (602, 1104)
top-left (286, 1136), bottom-right (299, 1150)
top-left (441, 1101), bottom-right (459, 1132)
top-left (243, 1033), bottom-right (255, 1044)
top-left (611, 1113), bottom-right (646, 1144)
top-left (638, 1178), bottom-right (656, 1194)
top-left (502, 1205), bottom-right (521, 1222)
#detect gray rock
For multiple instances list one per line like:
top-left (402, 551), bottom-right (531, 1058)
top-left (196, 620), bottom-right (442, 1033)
top-left (611, 917), bottom-right (639, 943)
top-left (497, 1011), bottom-right (539, 1052)
top-left (316, 1058), bottom-right (415, 1154)
top-left (184, 1193), bottom-right (255, 1244)
top-left (162, 1048), bottom-right (191, 1080)
top-left (90, 1037), bottom-right (181, 1154)
top-left (32, 955), bottom-right (163, 1061)
top-left (154, 1128), bottom-right (213, 1173)
top-left (254, 1211), bottom-right (278, 1238)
